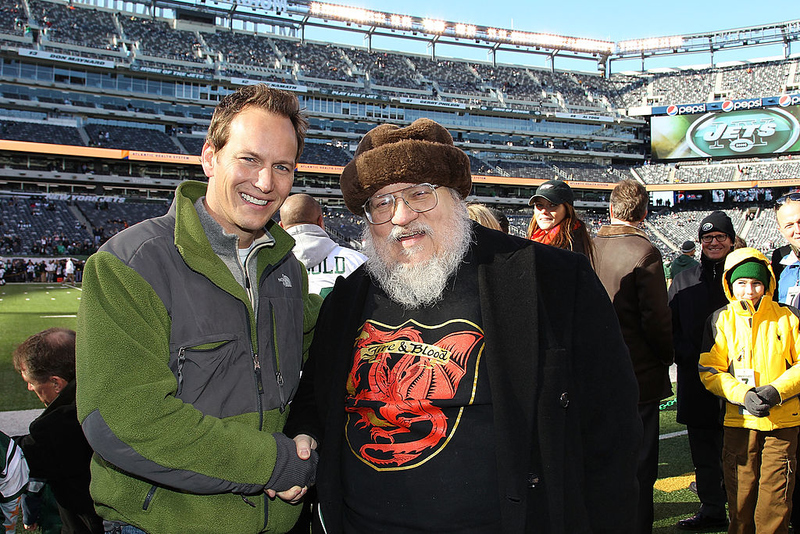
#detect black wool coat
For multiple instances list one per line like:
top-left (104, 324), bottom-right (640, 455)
top-left (17, 380), bottom-right (103, 533)
top-left (668, 257), bottom-right (728, 427)
top-left (286, 223), bottom-right (642, 534)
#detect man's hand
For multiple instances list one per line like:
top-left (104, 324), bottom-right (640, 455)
top-left (293, 433), bottom-right (318, 460)
top-left (266, 434), bottom-right (319, 503)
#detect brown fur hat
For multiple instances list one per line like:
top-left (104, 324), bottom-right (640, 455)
top-left (340, 118), bottom-right (472, 215)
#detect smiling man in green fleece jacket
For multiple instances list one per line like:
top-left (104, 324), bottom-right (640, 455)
top-left (75, 84), bottom-right (321, 534)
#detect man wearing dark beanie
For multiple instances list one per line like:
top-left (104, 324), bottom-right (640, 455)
top-left (668, 210), bottom-right (735, 530)
top-left (286, 118), bottom-right (642, 533)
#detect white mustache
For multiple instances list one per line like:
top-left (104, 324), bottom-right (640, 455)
top-left (388, 222), bottom-right (431, 242)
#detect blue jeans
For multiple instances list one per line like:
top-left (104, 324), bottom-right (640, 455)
top-left (104, 521), bottom-right (148, 534)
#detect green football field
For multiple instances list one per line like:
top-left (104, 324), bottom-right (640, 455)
top-left (0, 283), bottom-right (726, 533)
top-left (0, 283), bottom-right (81, 411)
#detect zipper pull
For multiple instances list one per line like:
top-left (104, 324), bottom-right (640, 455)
top-left (253, 353), bottom-right (264, 394)
top-left (177, 347), bottom-right (186, 395)
top-left (276, 371), bottom-right (286, 413)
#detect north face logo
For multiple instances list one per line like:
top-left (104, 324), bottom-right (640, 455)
top-left (278, 274), bottom-right (292, 288)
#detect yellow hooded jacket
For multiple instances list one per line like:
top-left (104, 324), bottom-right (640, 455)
top-left (699, 247), bottom-right (800, 430)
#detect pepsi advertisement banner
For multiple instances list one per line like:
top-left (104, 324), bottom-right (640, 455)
top-left (651, 94), bottom-right (800, 116)
top-left (651, 104), bottom-right (800, 160)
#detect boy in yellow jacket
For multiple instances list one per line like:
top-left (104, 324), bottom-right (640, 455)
top-left (700, 247), bottom-right (800, 534)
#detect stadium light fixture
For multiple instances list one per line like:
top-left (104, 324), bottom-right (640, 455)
top-left (617, 35), bottom-right (684, 54)
top-left (422, 18), bottom-right (446, 34)
top-left (304, 1), bottom-right (614, 56)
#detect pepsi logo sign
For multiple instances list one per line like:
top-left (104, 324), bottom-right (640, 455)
top-left (779, 95), bottom-right (800, 107)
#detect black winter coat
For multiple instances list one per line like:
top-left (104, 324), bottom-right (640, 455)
top-left (17, 380), bottom-right (103, 533)
top-left (287, 224), bottom-right (642, 533)
top-left (668, 257), bottom-right (728, 427)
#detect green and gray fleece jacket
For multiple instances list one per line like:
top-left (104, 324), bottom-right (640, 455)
top-left (75, 180), bottom-right (321, 534)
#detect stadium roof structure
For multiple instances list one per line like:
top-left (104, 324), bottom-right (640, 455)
top-left (136, 0), bottom-right (800, 71)
top-left (614, 20), bottom-right (800, 65)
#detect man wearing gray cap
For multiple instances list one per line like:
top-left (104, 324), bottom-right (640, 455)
top-left (286, 118), bottom-right (641, 533)
top-left (667, 240), bottom-right (699, 284)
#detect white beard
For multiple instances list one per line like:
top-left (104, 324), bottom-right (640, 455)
top-left (362, 200), bottom-right (472, 309)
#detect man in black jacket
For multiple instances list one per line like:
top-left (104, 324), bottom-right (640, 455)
top-left (286, 118), bottom-right (642, 533)
top-left (13, 328), bottom-right (103, 534)
top-left (668, 211), bottom-right (735, 531)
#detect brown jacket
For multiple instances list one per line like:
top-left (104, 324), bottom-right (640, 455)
top-left (594, 224), bottom-right (674, 403)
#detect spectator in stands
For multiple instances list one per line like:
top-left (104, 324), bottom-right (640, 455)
top-left (487, 206), bottom-right (509, 234)
top-left (773, 192), bottom-right (800, 306)
top-left (668, 211), bottom-right (735, 531)
top-left (667, 240), bottom-right (699, 284)
top-left (0, 430), bottom-right (28, 534)
top-left (699, 247), bottom-right (800, 534)
top-left (285, 118), bottom-right (641, 533)
top-left (770, 191), bottom-right (800, 530)
top-left (526, 179), bottom-right (594, 264)
top-left (279, 193), bottom-right (366, 298)
top-left (593, 180), bottom-right (674, 534)
top-left (75, 84), bottom-right (321, 534)
top-left (466, 202), bottom-right (502, 231)
top-left (12, 328), bottom-right (103, 533)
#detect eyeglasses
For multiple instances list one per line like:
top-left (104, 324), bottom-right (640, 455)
top-left (776, 192), bottom-right (800, 206)
top-left (363, 183), bottom-right (440, 225)
top-left (700, 234), bottom-right (730, 244)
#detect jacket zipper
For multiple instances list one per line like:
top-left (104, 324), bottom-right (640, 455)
top-left (245, 250), bottom-right (272, 532)
top-left (176, 347), bottom-right (186, 395)
top-left (142, 485), bottom-right (157, 510)
top-left (253, 350), bottom-right (264, 430)
top-left (270, 301), bottom-right (286, 413)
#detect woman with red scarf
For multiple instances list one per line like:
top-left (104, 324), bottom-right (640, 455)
top-left (526, 179), bottom-right (595, 265)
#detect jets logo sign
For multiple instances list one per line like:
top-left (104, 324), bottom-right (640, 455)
top-left (686, 108), bottom-right (800, 157)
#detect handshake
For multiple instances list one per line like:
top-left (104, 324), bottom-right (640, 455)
top-left (266, 433), bottom-right (319, 492)
top-left (743, 385), bottom-right (781, 417)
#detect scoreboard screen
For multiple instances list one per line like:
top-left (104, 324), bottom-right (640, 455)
top-left (650, 97), bottom-right (800, 160)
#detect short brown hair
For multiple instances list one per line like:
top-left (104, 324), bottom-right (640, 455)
top-left (13, 328), bottom-right (76, 383)
top-left (206, 84), bottom-right (308, 161)
top-left (610, 180), bottom-right (648, 222)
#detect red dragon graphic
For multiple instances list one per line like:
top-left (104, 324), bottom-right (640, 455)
top-left (345, 320), bottom-right (483, 468)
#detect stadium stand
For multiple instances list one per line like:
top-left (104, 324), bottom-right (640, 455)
top-left (0, 0), bottom-right (797, 262)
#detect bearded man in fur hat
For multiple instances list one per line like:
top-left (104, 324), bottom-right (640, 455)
top-left (285, 118), bottom-right (642, 533)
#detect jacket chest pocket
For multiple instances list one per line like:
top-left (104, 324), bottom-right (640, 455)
top-left (169, 337), bottom-right (254, 418)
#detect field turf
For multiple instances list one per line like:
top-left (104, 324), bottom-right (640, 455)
top-left (0, 283), bottom-right (81, 411)
top-left (0, 283), bottom-right (727, 533)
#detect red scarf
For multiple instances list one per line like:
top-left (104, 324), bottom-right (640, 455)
top-left (530, 225), bottom-right (562, 245)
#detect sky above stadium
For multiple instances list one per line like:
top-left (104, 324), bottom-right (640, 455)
top-left (351, 0), bottom-right (795, 42)
top-left (322, 0), bottom-right (799, 71)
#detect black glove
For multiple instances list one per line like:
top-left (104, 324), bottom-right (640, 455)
top-left (265, 433), bottom-right (319, 492)
top-left (754, 385), bottom-right (781, 407)
top-left (743, 389), bottom-right (771, 417)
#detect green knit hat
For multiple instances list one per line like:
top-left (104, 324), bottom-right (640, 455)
top-left (730, 260), bottom-right (770, 287)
